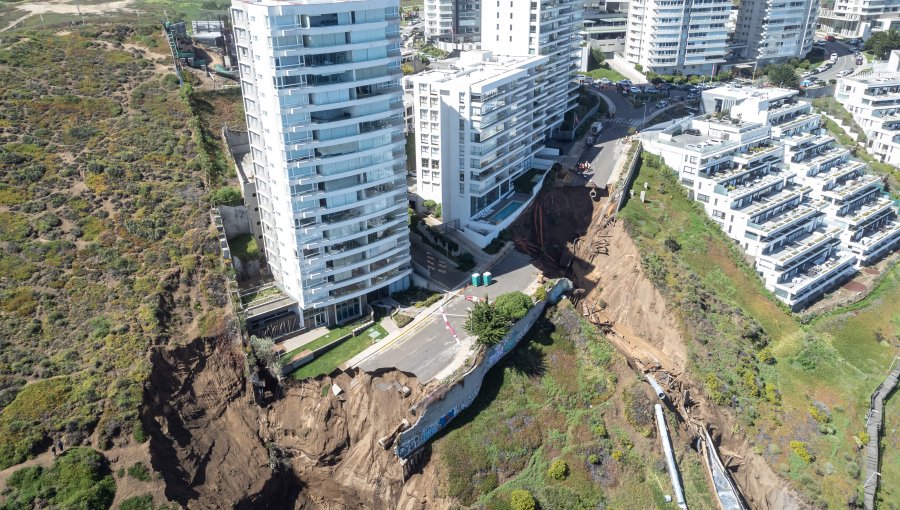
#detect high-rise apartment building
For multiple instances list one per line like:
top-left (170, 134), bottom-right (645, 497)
top-left (480, 0), bottom-right (583, 133)
top-left (411, 51), bottom-right (552, 246)
top-left (818, 0), bottom-right (900, 38)
top-left (625, 0), bottom-right (731, 75)
top-left (733, 0), bottom-right (819, 64)
top-left (231, 0), bottom-right (412, 328)
top-left (424, 0), bottom-right (481, 51)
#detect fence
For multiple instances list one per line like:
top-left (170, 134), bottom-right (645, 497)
top-left (394, 278), bottom-right (572, 459)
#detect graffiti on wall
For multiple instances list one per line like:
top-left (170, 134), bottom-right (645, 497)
top-left (395, 279), bottom-right (571, 459)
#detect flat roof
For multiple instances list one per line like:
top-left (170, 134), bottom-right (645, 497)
top-left (412, 52), bottom-right (547, 91)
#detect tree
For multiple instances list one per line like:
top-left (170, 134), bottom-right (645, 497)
top-left (589, 47), bottom-right (605, 68)
top-left (765, 64), bottom-right (799, 89)
top-left (715, 70), bottom-right (732, 82)
top-left (509, 489), bottom-right (536, 510)
top-left (464, 299), bottom-right (512, 346)
top-left (401, 63), bottom-right (415, 75)
top-left (249, 336), bottom-right (283, 383)
top-left (864, 29), bottom-right (900, 60)
top-left (493, 291), bottom-right (532, 321)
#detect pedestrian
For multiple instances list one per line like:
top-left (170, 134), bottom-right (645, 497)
top-left (51, 444), bottom-right (57, 457)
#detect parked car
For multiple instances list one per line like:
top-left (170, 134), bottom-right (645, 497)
top-left (656, 99), bottom-right (669, 108)
top-left (585, 135), bottom-right (596, 145)
top-left (629, 86), bottom-right (642, 94)
top-left (830, 52), bottom-right (839, 60)
top-left (837, 69), bottom-right (854, 77)
top-left (686, 92), bottom-right (700, 100)
top-left (814, 40), bottom-right (825, 47)
top-left (590, 121), bottom-right (604, 135)
top-left (645, 86), bottom-right (659, 94)
top-left (825, 35), bottom-right (836, 42)
top-left (801, 70), bottom-right (815, 78)
top-left (618, 79), bottom-right (632, 86)
top-left (598, 77), bottom-right (611, 85)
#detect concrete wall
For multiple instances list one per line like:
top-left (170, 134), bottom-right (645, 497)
top-left (219, 205), bottom-right (253, 239)
top-left (394, 278), bottom-right (572, 459)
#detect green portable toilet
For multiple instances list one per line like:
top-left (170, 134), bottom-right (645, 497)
top-left (482, 271), bottom-right (492, 285)
top-left (471, 273), bottom-right (481, 286)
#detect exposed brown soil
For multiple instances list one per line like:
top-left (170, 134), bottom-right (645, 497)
top-left (143, 324), bottom-right (450, 509)
top-left (508, 185), bottom-right (810, 510)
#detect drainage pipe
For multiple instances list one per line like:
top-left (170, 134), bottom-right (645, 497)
top-left (655, 403), bottom-right (687, 509)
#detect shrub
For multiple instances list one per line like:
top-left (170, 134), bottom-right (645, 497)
top-left (547, 458), bottom-right (568, 480)
top-left (493, 291), bottom-right (533, 321)
top-left (392, 313), bottom-right (414, 328)
top-left (532, 285), bottom-right (548, 302)
top-left (423, 199), bottom-right (437, 211)
top-left (132, 421), bottom-right (148, 443)
top-left (120, 494), bottom-right (155, 510)
top-left (210, 186), bottom-right (242, 206)
top-left (856, 430), bottom-right (870, 446)
top-left (2, 447), bottom-right (116, 510)
top-left (127, 461), bottom-right (151, 482)
top-left (509, 489), bottom-right (536, 510)
top-left (484, 238), bottom-right (506, 254)
top-left (588, 453), bottom-right (600, 465)
top-left (790, 441), bottom-right (813, 463)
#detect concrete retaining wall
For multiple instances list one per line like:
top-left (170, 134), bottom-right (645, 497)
top-left (616, 143), bottom-right (643, 212)
top-left (394, 279), bottom-right (572, 459)
top-left (219, 205), bottom-right (253, 239)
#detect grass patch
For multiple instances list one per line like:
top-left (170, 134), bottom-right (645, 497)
top-left (288, 323), bottom-right (388, 379)
top-left (392, 313), bottom-right (415, 328)
top-left (618, 150), bottom-right (900, 508)
top-left (579, 66), bottom-right (626, 82)
top-left (239, 286), bottom-right (281, 305)
top-left (1, 447), bottom-right (116, 509)
top-left (228, 233), bottom-right (260, 261)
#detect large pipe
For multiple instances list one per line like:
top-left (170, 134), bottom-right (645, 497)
top-left (655, 404), bottom-right (687, 509)
top-left (646, 373), bottom-right (667, 400)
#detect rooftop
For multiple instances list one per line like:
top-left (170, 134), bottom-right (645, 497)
top-left (412, 51), bottom-right (547, 92)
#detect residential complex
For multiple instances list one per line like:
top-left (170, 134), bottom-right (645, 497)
top-left (231, 0), bottom-right (412, 328)
top-left (411, 51), bottom-right (554, 246)
top-left (732, 0), bottom-right (819, 64)
top-left (624, 0), bottom-right (731, 75)
top-left (642, 86), bottom-right (898, 309)
top-left (818, 0), bottom-right (900, 38)
top-left (424, 0), bottom-right (481, 51)
top-left (480, 0), bottom-right (583, 134)
top-left (835, 50), bottom-right (900, 167)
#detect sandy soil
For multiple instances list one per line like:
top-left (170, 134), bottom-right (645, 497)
top-left (1, 0), bottom-right (137, 32)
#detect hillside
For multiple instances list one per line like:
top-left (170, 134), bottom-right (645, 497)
top-left (0, 24), bottom-right (230, 507)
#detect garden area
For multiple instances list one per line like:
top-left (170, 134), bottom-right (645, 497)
top-left (580, 45), bottom-right (625, 82)
top-left (618, 151), bottom-right (900, 508)
top-left (288, 322), bottom-right (388, 380)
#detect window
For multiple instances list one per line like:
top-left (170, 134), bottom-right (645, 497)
top-left (697, 193), bottom-right (709, 203)
top-left (335, 297), bottom-right (362, 323)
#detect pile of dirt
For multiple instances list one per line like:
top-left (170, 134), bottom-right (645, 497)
top-left (506, 187), bottom-right (810, 510)
top-left (143, 328), bottom-right (447, 509)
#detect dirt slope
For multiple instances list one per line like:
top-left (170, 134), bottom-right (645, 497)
top-left (144, 326), bottom-right (449, 509)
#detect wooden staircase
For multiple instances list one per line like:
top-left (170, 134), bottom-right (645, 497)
top-left (863, 357), bottom-right (900, 510)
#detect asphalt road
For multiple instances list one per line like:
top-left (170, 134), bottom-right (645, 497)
top-left (358, 248), bottom-right (540, 382)
top-left (809, 40), bottom-right (860, 82)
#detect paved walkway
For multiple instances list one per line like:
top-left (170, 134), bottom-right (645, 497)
top-left (275, 326), bottom-right (329, 354)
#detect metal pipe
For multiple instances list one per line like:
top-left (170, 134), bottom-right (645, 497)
top-left (655, 404), bottom-right (687, 509)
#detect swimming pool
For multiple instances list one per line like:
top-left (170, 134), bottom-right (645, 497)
top-left (486, 200), bottom-right (524, 224)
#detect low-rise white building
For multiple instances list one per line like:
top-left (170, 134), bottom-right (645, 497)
top-left (643, 86), bottom-right (899, 309)
top-left (834, 50), bottom-right (900, 167)
top-left (410, 51), bottom-right (554, 246)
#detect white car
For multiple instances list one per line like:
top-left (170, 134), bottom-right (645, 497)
top-left (801, 70), bottom-right (815, 78)
top-left (830, 52), bottom-right (839, 60)
top-left (598, 77), bottom-right (611, 85)
top-left (837, 69), bottom-right (854, 77)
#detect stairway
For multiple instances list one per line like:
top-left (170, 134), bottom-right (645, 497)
top-left (863, 359), bottom-right (900, 510)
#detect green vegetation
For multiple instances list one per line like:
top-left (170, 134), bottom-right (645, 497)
top-left (239, 286), bottom-right (282, 305)
top-left (391, 286), bottom-right (443, 308)
top-left (392, 313), bottom-right (415, 328)
top-left (561, 87), bottom-right (600, 131)
top-left (0, 447), bottom-right (115, 510)
top-left (863, 29), bottom-right (900, 60)
top-left (483, 238), bottom-right (507, 255)
top-left (764, 63), bottom-right (800, 88)
top-left (210, 186), bottom-right (242, 206)
top-left (579, 67), bottom-right (627, 82)
top-left (880, 389), bottom-right (900, 507)
top-left (127, 461), bottom-right (152, 482)
top-left (619, 151), bottom-right (900, 508)
top-left (493, 292), bottom-right (533, 321)
top-left (509, 489), bottom-right (537, 510)
top-left (512, 168), bottom-right (546, 194)
top-left (465, 291), bottom-right (533, 346)
top-left (289, 323), bottom-right (387, 380)
top-left (435, 301), bottom-right (716, 509)
top-left (0, 28), bottom-right (230, 469)
top-left (418, 44), bottom-right (448, 60)
top-left (229, 233), bottom-right (261, 261)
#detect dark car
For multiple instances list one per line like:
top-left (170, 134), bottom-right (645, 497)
top-left (825, 35), bottom-right (836, 42)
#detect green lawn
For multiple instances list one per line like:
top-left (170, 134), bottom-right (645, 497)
top-left (288, 322), bottom-right (388, 379)
top-left (619, 151), bottom-right (900, 508)
top-left (580, 66), bottom-right (626, 82)
top-left (240, 286), bottom-right (281, 305)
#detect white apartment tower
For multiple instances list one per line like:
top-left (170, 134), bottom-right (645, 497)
top-left (625, 0), bottom-right (731, 75)
top-left (231, 0), bottom-right (412, 328)
top-left (733, 0), bottom-right (819, 64)
top-left (412, 51), bottom-right (552, 246)
top-left (835, 51), bottom-right (900, 166)
top-left (424, 0), bottom-right (482, 51)
top-left (480, 0), bottom-right (583, 134)
top-left (818, 0), bottom-right (900, 38)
